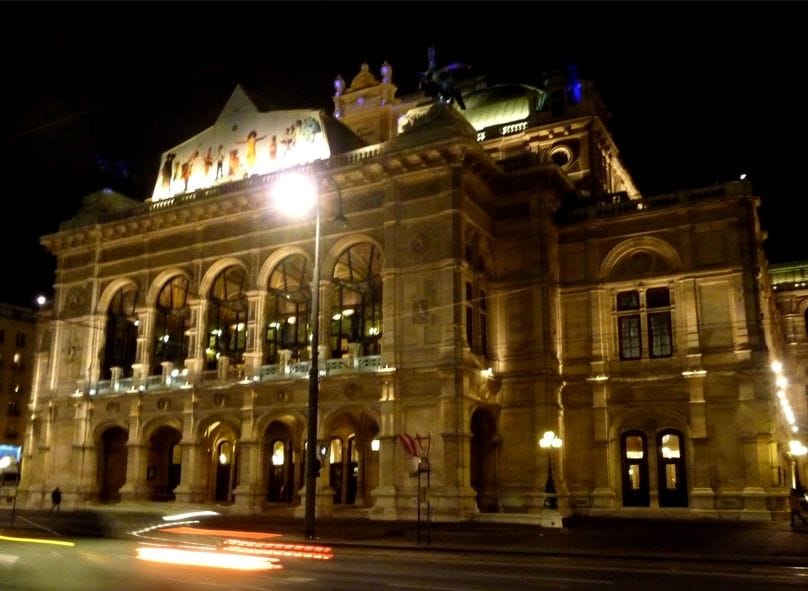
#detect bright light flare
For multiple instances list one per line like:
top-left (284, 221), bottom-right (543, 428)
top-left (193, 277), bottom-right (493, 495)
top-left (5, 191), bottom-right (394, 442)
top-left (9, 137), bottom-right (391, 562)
top-left (162, 510), bottom-right (220, 522)
top-left (272, 173), bottom-right (317, 218)
top-left (136, 546), bottom-right (281, 571)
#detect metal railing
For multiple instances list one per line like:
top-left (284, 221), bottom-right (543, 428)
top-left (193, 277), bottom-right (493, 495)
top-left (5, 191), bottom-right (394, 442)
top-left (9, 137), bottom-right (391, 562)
top-left (90, 355), bottom-right (383, 396)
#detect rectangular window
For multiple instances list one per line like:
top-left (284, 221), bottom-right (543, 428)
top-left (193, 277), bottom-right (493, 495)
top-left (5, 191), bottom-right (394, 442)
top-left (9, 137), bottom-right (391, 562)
top-left (618, 315), bottom-right (642, 360)
top-left (616, 287), bottom-right (673, 360)
top-left (15, 332), bottom-right (25, 348)
top-left (649, 312), bottom-right (672, 357)
top-left (617, 290), bottom-right (640, 311)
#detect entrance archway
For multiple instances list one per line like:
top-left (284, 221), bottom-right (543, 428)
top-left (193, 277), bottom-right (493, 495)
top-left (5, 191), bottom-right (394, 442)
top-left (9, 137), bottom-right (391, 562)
top-left (264, 421), bottom-right (295, 503)
top-left (98, 426), bottom-right (128, 502)
top-left (148, 426), bottom-right (182, 501)
top-left (470, 407), bottom-right (499, 512)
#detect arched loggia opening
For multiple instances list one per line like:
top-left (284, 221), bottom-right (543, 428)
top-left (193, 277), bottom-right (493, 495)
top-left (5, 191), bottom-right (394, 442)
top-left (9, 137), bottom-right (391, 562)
top-left (97, 426), bottom-right (128, 503)
top-left (265, 421), bottom-right (295, 503)
top-left (148, 426), bottom-right (182, 501)
top-left (470, 407), bottom-right (499, 512)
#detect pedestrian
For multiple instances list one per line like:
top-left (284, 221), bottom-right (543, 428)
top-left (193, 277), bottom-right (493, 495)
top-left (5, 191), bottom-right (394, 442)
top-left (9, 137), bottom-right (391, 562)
top-left (50, 486), bottom-right (62, 516)
top-left (789, 487), bottom-right (807, 527)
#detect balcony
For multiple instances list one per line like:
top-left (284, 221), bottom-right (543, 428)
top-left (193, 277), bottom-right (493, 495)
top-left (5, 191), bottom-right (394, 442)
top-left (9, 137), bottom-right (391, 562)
top-left (89, 355), bottom-right (384, 396)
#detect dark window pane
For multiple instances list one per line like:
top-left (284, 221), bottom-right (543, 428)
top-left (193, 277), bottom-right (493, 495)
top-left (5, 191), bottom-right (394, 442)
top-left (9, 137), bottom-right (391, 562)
top-left (646, 287), bottom-right (670, 308)
top-left (617, 290), bottom-right (640, 311)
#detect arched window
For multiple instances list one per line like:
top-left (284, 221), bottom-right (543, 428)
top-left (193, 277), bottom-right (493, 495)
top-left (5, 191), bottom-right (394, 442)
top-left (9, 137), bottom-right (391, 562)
top-left (205, 266), bottom-right (248, 370)
top-left (330, 243), bottom-right (382, 358)
top-left (102, 284), bottom-right (138, 379)
top-left (265, 254), bottom-right (311, 364)
top-left (152, 276), bottom-right (190, 374)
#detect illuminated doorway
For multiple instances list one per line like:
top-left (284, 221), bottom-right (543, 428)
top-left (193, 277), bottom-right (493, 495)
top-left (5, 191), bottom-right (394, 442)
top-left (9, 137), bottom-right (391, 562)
top-left (621, 431), bottom-right (649, 507)
top-left (657, 430), bottom-right (687, 507)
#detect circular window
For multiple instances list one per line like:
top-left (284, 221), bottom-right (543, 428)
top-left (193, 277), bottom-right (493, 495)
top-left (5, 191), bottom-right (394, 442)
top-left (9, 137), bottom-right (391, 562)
top-left (550, 145), bottom-right (573, 168)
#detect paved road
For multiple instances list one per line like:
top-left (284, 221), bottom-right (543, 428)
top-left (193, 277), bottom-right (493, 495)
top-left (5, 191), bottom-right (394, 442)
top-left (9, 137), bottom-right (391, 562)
top-left (2, 505), bottom-right (806, 567)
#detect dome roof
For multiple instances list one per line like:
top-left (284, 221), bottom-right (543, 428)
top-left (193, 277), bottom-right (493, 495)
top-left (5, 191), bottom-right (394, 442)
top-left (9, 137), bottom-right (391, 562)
top-left (461, 84), bottom-right (546, 131)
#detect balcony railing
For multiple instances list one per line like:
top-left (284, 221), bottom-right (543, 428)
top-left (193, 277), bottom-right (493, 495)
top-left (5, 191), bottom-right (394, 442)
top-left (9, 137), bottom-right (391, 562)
top-left (90, 355), bottom-right (384, 396)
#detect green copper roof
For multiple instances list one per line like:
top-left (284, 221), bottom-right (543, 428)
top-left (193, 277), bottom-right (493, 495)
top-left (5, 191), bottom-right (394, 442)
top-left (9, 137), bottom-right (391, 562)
top-left (461, 84), bottom-right (547, 131)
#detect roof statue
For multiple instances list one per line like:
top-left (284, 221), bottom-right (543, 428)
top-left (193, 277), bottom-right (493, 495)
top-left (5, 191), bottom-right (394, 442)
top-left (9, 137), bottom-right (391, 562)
top-left (418, 46), bottom-right (470, 110)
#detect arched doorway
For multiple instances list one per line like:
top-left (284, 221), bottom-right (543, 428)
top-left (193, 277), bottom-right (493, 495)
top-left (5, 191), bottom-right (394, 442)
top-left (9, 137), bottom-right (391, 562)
top-left (148, 426), bottom-right (182, 501)
top-left (657, 430), bottom-right (688, 507)
top-left (621, 430), bottom-right (650, 507)
top-left (322, 411), bottom-right (379, 506)
top-left (98, 426), bottom-right (128, 502)
top-left (264, 421), bottom-right (295, 503)
top-left (470, 408), bottom-right (499, 512)
top-left (201, 420), bottom-right (239, 504)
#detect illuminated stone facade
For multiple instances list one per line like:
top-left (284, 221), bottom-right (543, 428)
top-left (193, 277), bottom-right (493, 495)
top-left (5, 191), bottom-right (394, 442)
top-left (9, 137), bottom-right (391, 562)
top-left (18, 61), bottom-right (801, 522)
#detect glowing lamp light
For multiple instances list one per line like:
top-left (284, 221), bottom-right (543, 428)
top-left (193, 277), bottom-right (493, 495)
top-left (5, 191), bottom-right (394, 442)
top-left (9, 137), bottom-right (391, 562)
top-left (271, 172), bottom-right (317, 218)
top-left (790, 440), bottom-right (808, 457)
top-left (539, 431), bottom-right (562, 449)
top-left (371, 439), bottom-right (380, 452)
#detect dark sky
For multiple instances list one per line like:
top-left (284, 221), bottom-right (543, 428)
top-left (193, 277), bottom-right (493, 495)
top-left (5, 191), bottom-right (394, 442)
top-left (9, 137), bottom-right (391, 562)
top-left (1, 1), bottom-right (802, 308)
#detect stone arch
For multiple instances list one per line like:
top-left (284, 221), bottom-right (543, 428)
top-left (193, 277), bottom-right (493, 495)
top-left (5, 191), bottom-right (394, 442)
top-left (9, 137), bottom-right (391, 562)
top-left (140, 417), bottom-right (184, 444)
top-left (146, 268), bottom-right (193, 307)
top-left (320, 405), bottom-right (380, 506)
top-left (198, 415), bottom-right (242, 503)
top-left (97, 277), bottom-right (140, 314)
top-left (255, 409), bottom-right (306, 442)
top-left (199, 256), bottom-right (249, 297)
top-left (599, 236), bottom-right (683, 281)
top-left (322, 233), bottom-right (385, 278)
top-left (257, 246), bottom-right (310, 291)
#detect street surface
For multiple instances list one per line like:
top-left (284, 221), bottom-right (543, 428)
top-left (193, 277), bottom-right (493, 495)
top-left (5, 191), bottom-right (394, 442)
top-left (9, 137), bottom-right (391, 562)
top-left (2, 530), bottom-right (807, 590)
top-left (1, 506), bottom-right (807, 590)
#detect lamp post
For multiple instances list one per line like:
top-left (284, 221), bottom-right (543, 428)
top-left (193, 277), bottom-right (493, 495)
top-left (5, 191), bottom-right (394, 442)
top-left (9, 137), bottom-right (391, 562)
top-left (273, 171), bottom-right (346, 540)
top-left (538, 430), bottom-right (563, 528)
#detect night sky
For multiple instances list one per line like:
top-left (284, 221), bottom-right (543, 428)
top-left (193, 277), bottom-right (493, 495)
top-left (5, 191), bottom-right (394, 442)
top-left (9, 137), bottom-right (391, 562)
top-left (1, 1), bottom-right (801, 308)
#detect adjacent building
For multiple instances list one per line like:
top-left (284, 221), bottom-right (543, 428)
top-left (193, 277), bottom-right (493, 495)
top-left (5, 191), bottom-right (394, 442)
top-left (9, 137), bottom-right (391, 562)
top-left (18, 57), bottom-right (804, 521)
top-left (0, 302), bottom-right (36, 489)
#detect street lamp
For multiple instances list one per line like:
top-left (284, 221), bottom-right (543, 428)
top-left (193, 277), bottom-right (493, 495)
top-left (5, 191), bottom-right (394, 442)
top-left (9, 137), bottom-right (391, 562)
top-left (539, 430), bottom-right (562, 509)
top-left (272, 170), bottom-right (346, 540)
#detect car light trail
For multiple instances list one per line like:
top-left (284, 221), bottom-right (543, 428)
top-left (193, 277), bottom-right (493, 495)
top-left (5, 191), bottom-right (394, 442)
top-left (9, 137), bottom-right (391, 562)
top-left (135, 546), bottom-right (281, 571)
top-left (223, 539), bottom-right (333, 560)
top-left (160, 526), bottom-right (282, 540)
top-left (0, 534), bottom-right (75, 547)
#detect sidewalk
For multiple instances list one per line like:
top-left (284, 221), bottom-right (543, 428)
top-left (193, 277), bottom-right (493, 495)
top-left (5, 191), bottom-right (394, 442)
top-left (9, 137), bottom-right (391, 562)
top-left (2, 504), bottom-right (806, 566)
